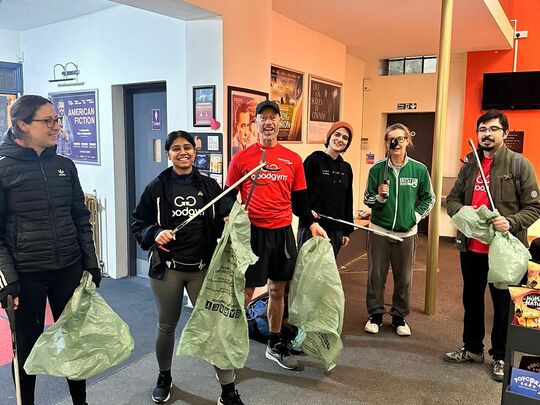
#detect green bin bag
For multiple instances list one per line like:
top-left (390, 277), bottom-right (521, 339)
top-left (177, 202), bottom-right (257, 369)
top-left (489, 231), bottom-right (531, 289)
top-left (451, 205), bottom-right (497, 244)
top-left (24, 272), bottom-right (134, 380)
top-left (452, 206), bottom-right (531, 289)
top-left (288, 237), bottom-right (345, 372)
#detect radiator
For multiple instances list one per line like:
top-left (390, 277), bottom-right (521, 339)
top-left (84, 191), bottom-right (106, 274)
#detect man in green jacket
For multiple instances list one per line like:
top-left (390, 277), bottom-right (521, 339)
top-left (443, 109), bottom-right (540, 382)
top-left (363, 123), bottom-right (435, 337)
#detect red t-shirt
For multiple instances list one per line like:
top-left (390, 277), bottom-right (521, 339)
top-left (226, 142), bottom-right (306, 228)
top-left (468, 157), bottom-right (493, 254)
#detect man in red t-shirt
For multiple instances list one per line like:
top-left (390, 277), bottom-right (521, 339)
top-left (226, 100), bottom-right (327, 371)
top-left (444, 110), bottom-right (540, 382)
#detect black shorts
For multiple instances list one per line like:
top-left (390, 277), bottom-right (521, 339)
top-left (245, 224), bottom-right (297, 288)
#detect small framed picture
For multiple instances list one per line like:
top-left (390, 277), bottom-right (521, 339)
top-left (193, 85), bottom-right (215, 127)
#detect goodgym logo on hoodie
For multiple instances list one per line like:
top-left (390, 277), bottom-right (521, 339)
top-left (171, 195), bottom-right (203, 217)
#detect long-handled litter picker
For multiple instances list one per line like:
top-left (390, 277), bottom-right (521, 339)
top-left (467, 139), bottom-right (496, 210)
top-left (6, 295), bottom-right (22, 405)
top-left (154, 161), bottom-right (268, 253)
top-left (314, 212), bottom-right (404, 242)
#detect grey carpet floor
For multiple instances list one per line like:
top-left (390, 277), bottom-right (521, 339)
top-left (4, 236), bottom-right (505, 404)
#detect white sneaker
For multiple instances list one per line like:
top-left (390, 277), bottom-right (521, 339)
top-left (364, 315), bottom-right (383, 334)
top-left (392, 316), bottom-right (411, 337)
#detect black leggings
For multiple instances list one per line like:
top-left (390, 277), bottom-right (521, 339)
top-left (15, 263), bottom-right (85, 405)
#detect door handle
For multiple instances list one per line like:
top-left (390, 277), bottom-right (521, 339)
top-left (153, 139), bottom-right (161, 162)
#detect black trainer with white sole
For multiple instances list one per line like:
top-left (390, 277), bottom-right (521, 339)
top-left (152, 371), bottom-right (172, 403)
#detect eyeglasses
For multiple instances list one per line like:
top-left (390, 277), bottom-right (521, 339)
top-left (387, 136), bottom-right (407, 144)
top-left (32, 116), bottom-right (62, 129)
top-left (476, 126), bottom-right (503, 134)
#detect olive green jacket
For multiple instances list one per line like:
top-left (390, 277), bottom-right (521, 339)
top-left (447, 145), bottom-right (540, 251)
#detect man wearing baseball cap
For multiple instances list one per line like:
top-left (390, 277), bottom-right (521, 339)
top-left (225, 99), bottom-right (327, 370)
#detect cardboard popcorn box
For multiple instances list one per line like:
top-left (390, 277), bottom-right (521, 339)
top-left (509, 367), bottom-right (540, 399)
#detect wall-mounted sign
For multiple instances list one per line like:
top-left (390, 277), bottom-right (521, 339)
top-left (361, 137), bottom-right (369, 150)
top-left (366, 152), bottom-right (375, 164)
top-left (397, 103), bottom-right (417, 110)
top-left (505, 130), bottom-right (524, 153)
top-left (152, 108), bottom-right (161, 130)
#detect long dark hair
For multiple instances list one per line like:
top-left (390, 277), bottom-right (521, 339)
top-left (10, 95), bottom-right (52, 139)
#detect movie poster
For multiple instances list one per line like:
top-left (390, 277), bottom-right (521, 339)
top-left (270, 66), bottom-right (303, 142)
top-left (308, 76), bottom-right (342, 144)
top-left (49, 90), bottom-right (100, 165)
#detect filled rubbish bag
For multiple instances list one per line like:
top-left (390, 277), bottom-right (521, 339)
top-left (288, 237), bottom-right (345, 372)
top-left (24, 272), bottom-right (134, 380)
top-left (489, 231), bottom-right (531, 289)
top-left (452, 206), bottom-right (530, 289)
top-left (451, 205), bottom-right (497, 244)
top-left (177, 202), bottom-right (257, 369)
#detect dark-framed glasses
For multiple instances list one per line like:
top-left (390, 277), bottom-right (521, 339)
top-left (387, 136), bottom-right (407, 144)
top-left (476, 126), bottom-right (503, 134)
top-left (32, 116), bottom-right (62, 129)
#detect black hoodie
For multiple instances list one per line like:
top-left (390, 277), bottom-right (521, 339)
top-left (300, 150), bottom-right (354, 235)
top-left (0, 128), bottom-right (98, 288)
top-left (131, 166), bottom-right (224, 279)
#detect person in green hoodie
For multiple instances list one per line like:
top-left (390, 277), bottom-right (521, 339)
top-left (363, 123), bottom-right (435, 337)
top-left (298, 121), bottom-right (354, 257)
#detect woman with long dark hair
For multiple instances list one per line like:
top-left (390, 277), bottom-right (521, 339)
top-left (0, 95), bottom-right (100, 405)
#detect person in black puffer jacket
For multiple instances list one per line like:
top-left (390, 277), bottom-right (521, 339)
top-left (0, 95), bottom-right (99, 405)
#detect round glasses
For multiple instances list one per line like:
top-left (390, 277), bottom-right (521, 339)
top-left (32, 116), bottom-right (62, 129)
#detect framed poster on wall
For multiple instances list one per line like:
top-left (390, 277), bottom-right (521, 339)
top-left (227, 86), bottom-right (268, 163)
top-left (270, 65), bottom-right (303, 142)
top-left (193, 85), bottom-right (216, 127)
top-left (307, 75), bottom-right (342, 144)
top-left (49, 89), bottom-right (100, 165)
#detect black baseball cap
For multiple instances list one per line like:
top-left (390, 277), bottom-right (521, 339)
top-left (256, 100), bottom-right (280, 115)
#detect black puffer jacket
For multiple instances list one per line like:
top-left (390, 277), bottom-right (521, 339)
top-left (0, 129), bottom-right (98, 288)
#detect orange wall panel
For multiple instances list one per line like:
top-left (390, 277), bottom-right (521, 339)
top-left (462, 0), bottom-right (540, 175)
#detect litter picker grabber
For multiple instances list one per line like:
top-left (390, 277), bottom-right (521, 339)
top-left (381, 137), bottom-right (399, 198)
top-left (244, 149), bottom-right (267, 210)
top-left (154, 161), bottom-right (268, 253)
top-left (6, 295), bottom-right (22, 405)
top-left (313, 211), bottom-right (404, 242)
top-left (468, 139), bottom-right (495, 210)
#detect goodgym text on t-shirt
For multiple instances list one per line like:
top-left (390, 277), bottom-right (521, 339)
top-left (226, 142), bottom-right (306, 228)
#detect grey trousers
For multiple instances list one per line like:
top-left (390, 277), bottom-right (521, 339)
top-left (150, 268), bottom-right (236, 384)
top-left (366, 233), bottom-right (417, 318)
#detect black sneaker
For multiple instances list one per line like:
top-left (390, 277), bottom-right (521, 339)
top-left (265, 342), bottom-right (299, 369)
top-left (152, 371), bottom-right (172, 403)
top-left (217, 389), bottom-right (245, 405)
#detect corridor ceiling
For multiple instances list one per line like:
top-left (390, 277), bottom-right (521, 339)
top-left (0, 0), bottom-right (513, 60)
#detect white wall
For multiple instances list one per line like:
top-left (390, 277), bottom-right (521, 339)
top-left (0, 29), bottom-right (21, 63)
top-left (360, 53), bottom-right (467, 236)
top-left (185, 18), bottom-right (223, 132)
top-left (270, 12), bottom-right (365, 209)
top-left (20, 6), bottom-right (192, 278)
